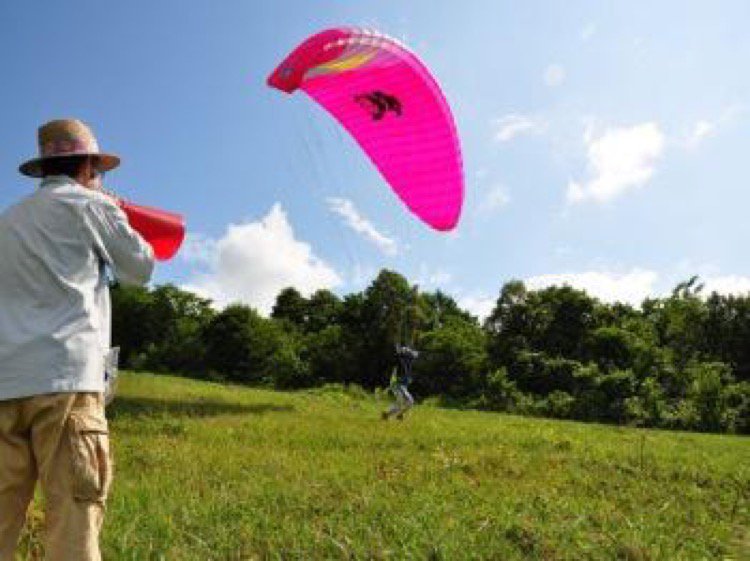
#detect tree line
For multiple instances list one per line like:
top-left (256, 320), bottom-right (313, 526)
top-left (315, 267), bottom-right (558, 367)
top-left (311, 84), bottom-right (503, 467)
top-left (112, 271), bottom-right (749, 434)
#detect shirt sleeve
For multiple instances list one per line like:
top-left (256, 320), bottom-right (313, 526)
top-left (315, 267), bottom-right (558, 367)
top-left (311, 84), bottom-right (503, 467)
top-left (82, 194), bottom-right (155, 286)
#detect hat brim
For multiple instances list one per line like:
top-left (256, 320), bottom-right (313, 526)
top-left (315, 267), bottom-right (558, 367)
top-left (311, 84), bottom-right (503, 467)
top-left (19, 153), bottom-right (120, 178)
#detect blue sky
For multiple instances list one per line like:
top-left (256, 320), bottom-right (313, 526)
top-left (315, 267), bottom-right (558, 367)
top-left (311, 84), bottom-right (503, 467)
top-left (1, 1), bottom-right (749, 316)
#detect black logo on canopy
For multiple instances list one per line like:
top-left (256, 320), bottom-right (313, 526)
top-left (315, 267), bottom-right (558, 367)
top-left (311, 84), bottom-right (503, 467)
top-left (354, 91), bottom-right (403, 121)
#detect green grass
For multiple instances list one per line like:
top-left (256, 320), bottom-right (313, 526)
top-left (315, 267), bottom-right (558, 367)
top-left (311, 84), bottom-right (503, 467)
top-left (17, 372), bottom-right (750, 560)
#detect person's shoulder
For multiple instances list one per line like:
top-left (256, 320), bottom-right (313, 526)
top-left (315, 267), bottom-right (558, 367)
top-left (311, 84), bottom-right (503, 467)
top-left (59, 186), bottom-right (120, 216)
top-left (45, 183), bottom-right (122, 229)
top-left (0, 187), bottom-right (60, 223)
top-left (0, 191), bottom-right (31, 219)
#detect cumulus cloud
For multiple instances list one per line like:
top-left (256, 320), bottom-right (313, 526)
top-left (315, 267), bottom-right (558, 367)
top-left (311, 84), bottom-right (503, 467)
top-left (543, 64), bottom-right (566, 87)
top-left (327, 197), bottom-right (398, 256)
top-left (525, 269), bottom-right (659, 305)
top-left (450, 268), bottom-right (750, 319)
top-left (703, 275), bottom-right (750, 296)
top-left (458, 293), bottom-right (496, 321)
top-left (180, 233), bottom-right (218, 266)
top-left (183, 204), bottom-right (341, 314)
top-left (493, 114), bottom-right (545, 142)
top-left (567, 122), bottom-right (665, 204)
top-left (520, 269), bottom-right (750, 304)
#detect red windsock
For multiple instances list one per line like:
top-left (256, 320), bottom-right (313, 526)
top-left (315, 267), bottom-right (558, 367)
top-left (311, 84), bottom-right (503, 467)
top-left (119, 201), bottom-right (186, 261)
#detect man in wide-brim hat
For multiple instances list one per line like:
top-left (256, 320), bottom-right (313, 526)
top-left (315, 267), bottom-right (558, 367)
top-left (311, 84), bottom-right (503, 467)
top-left (0, 119), bottom-right (154, 560)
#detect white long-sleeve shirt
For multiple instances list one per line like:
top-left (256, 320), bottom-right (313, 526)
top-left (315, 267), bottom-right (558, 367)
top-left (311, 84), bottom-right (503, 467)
top-left (0, 176), bottom-right (154, 400)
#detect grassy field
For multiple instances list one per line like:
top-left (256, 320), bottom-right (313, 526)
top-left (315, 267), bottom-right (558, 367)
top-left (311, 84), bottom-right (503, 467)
top-left (17, 372), bottom-right (750, 560)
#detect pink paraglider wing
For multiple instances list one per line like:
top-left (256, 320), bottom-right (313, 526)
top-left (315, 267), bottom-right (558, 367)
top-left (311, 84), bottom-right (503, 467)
top-left (268, 28), bottom-right (463, 231)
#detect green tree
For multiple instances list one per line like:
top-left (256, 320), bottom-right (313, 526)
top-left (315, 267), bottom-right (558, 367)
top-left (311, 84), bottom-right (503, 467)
top-left (111, 284), bottom-right (155, 367)
top-left (684, 362), bottom-right (732, 432)
top-left (413, 317), bottom-right (488, 398)
top-left (722, 381), bottom-right (750, 434)
top-left (420, 290), bottom-right (476, 330)
top-left (111, 284), bottom-right (214, 373)
top-left (203, 305), bottom-right (286, 384)
top-left (342, 270), bottom-right (415, 388)
top-left (485, 280), bottom-right (534, 367)
top-left (704, 293), bottom-right (750, 382)
top-left (644, 277), bottom-right (708, 371)
top-left (531, 286), bottom-right (600, 360)
top-left (266, 335), bottom-right (311, 389)
top-left (306, 289), bottom-right (343, 333)
top-left (271, 287), bottom-right (308, 330)
top-left (146, 285), bottom-right (214, 373)
top-left (305, 325), bottom-right (351, 384)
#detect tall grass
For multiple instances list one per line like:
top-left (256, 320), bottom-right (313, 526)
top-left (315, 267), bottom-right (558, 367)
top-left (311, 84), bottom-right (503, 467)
top-left (16, 372), bottom-right (749, 560)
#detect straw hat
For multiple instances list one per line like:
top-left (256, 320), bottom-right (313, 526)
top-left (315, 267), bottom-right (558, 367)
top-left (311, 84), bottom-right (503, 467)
top-left (19, 119), bottom-right (120, 178)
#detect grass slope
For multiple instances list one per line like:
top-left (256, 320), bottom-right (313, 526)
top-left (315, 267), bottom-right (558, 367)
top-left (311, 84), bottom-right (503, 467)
top-left (17, 373), bottom-right (750, 560)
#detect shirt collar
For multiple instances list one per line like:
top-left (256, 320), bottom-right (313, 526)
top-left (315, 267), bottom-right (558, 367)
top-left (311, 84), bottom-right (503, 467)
top-left (39, 175), bottom-right (80, 190)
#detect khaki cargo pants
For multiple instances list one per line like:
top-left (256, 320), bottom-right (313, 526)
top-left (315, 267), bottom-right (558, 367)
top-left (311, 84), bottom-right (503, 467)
top-left (0, 393), bottom-right (112, 561)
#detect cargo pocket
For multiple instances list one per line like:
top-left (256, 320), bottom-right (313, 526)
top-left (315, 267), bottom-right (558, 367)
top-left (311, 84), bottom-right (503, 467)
top-left (67, 411), bottom-right (112, 503)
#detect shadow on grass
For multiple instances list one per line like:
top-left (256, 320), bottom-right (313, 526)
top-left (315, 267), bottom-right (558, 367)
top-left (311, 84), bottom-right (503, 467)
top-left (109, 396), bottom-right (294, 420)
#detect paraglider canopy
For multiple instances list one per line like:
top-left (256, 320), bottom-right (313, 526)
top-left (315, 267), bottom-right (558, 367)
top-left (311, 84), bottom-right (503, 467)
top-left (268, 27), bottom-right (464, 232)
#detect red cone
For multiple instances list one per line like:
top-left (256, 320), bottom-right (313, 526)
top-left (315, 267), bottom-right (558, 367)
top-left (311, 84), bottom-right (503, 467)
top-left (119, 201), bottom-right (185, 261)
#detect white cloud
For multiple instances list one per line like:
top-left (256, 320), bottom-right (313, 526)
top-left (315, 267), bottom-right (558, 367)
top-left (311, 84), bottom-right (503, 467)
top-left (327, 197), bottom-right (398, 256)
top-left (183, 204), bottom-right (341, 314)
top-left (479, 184), bottom-right (511, 213)
top-left (416, 264), bottom-right (453, 288)
top-left (567, 122), bottom-right (665, 204)
top-left (703, 275), bottom-right (750, 296)
top-left (493, 114), bottom-right (545, 142)
top-left (180, 233), bottom-right (218, 266)
top-left (520, 268), bottom-right (750, 304)
top-left (455, 268), bottom-right (750, 314)
top-left (684, 105), bottom-right (745, 149)
top-left (686, 120), bottom-right (715, 149)
top-left (544, 64), bottom-right (566, 87)
top-left (525, 269), bottom-right (659, 306)
top-left (458, 293), bottom-right (496, 321)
